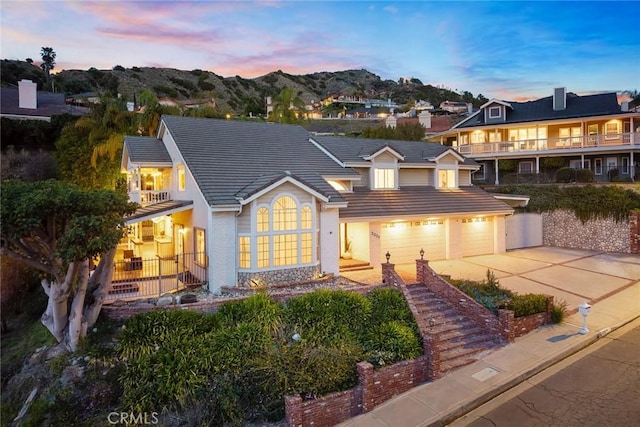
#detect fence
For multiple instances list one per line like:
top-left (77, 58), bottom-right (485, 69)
top-left (108, 252), bottom-right (207, 300)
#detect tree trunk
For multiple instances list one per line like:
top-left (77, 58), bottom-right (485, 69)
top-left (66, 260), bottom-right (90, 352)
top-left (83, 248), bottom-right (116, 329)
top-left (40, 278), bottom-right (71, 343)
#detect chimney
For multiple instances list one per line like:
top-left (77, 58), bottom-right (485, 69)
top-left (418, 111), bottom-right (432, 129)
top-left (467, 103), bottom-right (473, 114)
top-left (553, 87), bottom-right (566, 111)
top-left (18, 79), bottom-right (37, 109)
top-left (386, 115), bottom-right (397, 128)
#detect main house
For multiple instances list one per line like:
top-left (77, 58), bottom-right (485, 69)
top-left (434, 88), bottom-right (640, 184)
top-left (117, 116), bottom-right (513, 297)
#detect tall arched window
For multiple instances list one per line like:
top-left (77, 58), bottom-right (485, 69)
top-left (248, 196), bottom-right (315, 270)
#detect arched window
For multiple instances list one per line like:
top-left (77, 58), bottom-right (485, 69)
top-left (247, 196), bottom-right (315, 270)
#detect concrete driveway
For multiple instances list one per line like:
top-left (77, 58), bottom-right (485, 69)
top-left (344, 247), bottom-right (640, 312)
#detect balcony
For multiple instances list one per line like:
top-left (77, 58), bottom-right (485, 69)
top-left (457, 132), bottom-right (639, 157)
top-left (129, 190), bottom-right (171, 206)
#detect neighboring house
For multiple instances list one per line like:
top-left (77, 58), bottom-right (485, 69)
top-left (435, 88), bottom-right (640, 184)
top-left (0, 79), bottom-right (88, 121)
top-left (440, 101), bottom-right (472, 114)
top-left (117, 116), bottom-right (513, 297)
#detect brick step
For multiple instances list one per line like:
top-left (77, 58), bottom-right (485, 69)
top-left (414, 306), bottom-right (461, 320)
top-left (437, 326), bottom-right (486, 342)
top-left (438, 334), bottom-right (498, 353)
top-left (440, 345), bottom-right (501, 374)
top-left (339, 265), bottom-right (374, 272)
top-left (423, 319), bottom-right (479, 334)
top-left (439, 340), bottom-right (497, 363)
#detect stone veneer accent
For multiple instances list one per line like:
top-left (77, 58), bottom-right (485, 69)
top-left (543, 209), bottom-right (631, 253)
top-left (237, 266), bottom-right (320, 287)
top-left (630, 211), bottom-right (640, 254)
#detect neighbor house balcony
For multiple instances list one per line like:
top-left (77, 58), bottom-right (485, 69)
top-left (456, 132), bottom-right (639, 158)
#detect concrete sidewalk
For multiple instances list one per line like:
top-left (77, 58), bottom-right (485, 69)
top-left (338, 281), bottom-right (640, 427)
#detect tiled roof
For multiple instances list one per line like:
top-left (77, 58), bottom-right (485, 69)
top-left (161, 116), bottom-right (356, 206)
top-left (124, 136), bottom-right (172, 163)
top-left (339, 186), bottom-right (512, 219)
top-left (234, 171), bottom-right (344, 203)
top-left (457, 92), bottom-right (622, 128)
top-left (311, 136), bottom-right (478, 166)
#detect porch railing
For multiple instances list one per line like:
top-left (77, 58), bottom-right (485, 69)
top-left (107, 252), bottom-right (208, 300)
top-left (457, 132), bottom-right (639, 156)
top-left (128, 190), bottom-right (171, 206)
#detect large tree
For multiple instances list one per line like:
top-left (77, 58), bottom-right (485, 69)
top-left (0, 180), bottom-right (136, 351)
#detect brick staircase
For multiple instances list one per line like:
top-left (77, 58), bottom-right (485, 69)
top-left (339, 260), bottom-right (374, 272)
top-left (405, 283), bottom-right (503, 375)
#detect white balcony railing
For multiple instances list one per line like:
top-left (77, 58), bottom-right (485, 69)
top-left (129, 190), bottom-right (171, 206)
top-left (457, 132), bottom-right (638, 156)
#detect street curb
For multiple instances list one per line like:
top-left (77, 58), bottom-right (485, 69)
top-left (431, 315), bottom-right (640, 427)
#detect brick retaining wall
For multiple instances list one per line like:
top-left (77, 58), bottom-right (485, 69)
top-left (285, 356), bottom-right (429, 427)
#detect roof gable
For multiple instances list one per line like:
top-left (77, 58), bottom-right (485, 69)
top-left (455, 92), bottom-right (622, 128)
top-left (362, 145), bottom-right (405, 161)
top-left (234, 171), bottom-right (342, 205)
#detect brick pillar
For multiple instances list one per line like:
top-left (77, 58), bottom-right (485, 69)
top-left (423, 333), bottom-right (441, 380)
top-left (284, 395), bottom-right (303, 427)
top-left (498, 309), bottom-right (515, 342)
top-left (357, 361), bottom-right (375, 413)
top-left (416, 259), bottom-right (429, 284)
top-left (630, 212), bottom-right (640, 255)
top-left (381, 262), bottom-right (396, 286)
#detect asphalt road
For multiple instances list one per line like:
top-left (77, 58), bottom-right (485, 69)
top-left (448, 318), bottom-right (640, 427)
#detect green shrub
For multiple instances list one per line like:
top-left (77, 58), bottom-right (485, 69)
top-left (454, 270), bottom-right (513, 314)
top-left (551, 299), bottom-right (569, 323)
top-left (367, 287), bottom-right (414, 326)
top-left (285, 289), bottom-right (371, 344)
top-left (506, 294), bottom-right (548, 317)
top-left (575, 168), bottom-right (593, 182)
top-left (556, 167), bottom-right (576, 182)
top-left (117, 309), bottom-right (218, 359)
top-left (363, 321), bottom-right (422, 366)
top-left (216, 292), bottom-right (283, 335)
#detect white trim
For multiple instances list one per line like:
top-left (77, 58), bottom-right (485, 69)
top-left (427, 148), bottom-right (465, 162)
top-left (488, 106), bottom-right (502, 119)
top-left (238, 176), bottom-right (330, 205)
top-left (308, 137), bottom-right (346, 167)
top-left (362, 145), bottom-right (405, 161)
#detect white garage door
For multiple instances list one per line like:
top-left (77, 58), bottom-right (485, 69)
top-left (381, 220), bottom-right (446, 263)
top-left (461, 217), bottom-right (494, 256)
top-left (505, 213), bottom-right (543, 249)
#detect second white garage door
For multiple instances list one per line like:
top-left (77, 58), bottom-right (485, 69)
top-left (461, 217), bottom-right (494, 256)
top-left (381, 220), bottom-right (446, 263)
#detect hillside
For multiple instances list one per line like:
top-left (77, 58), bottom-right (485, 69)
top-left (1, 59), bottom-right (487, 116)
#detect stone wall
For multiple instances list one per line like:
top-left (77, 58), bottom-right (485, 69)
top-left (543, 209), bottom-right (630, 253)
top-left (630, 211), bottom-right (640, 254)
top-left (237, 266), bottom-right (320, 287)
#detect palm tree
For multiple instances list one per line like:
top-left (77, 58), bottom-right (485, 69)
top-left (40, 47), bottom-right (56, 90)
top-left (270, 87), bottom-right (306, 124)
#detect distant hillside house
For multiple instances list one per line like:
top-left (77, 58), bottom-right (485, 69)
top-left (0, 79), bottom-right (88, 121)
top-left (439, 101), bottom-right (472, 114)
top-left (436, 88), bottom-right (640, 184)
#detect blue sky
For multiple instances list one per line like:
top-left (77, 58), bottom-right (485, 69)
top-left (1, 1), bottom-right (639, 101)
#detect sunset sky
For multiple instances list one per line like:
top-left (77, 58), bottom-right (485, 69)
top-left (1, 0), bottom-right (639, 101)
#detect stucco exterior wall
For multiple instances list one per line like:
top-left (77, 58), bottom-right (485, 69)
top-left (210, 212), bottom-right (238, 293)
top-left (542, 209), bottom-right (631, 253)
top-left (319, 207), bottom-right (340, 275)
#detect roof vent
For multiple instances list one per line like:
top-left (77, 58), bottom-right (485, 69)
top-left (553, 87), bottom-right (566, 111)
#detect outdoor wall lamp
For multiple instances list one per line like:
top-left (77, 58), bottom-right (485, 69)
top-left (420, 248), bottom-right (425, 260)
top-left (385, 251), bottom-right (391, 263)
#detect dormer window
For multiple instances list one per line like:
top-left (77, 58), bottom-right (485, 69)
top-left (374, 168), bottom-right (396, 189)
top-left (489, 106), bottom-right (501, 119)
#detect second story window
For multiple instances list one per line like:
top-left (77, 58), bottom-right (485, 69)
top-left (177, 164), bottom-right (186, 191)
top-left (489, 106), bottom-right (501, 118)
top-left (374, 168), bottom-right (395, 189)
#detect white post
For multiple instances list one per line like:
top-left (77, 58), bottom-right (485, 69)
top-left (578, 302), bottom-right (591, 334)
